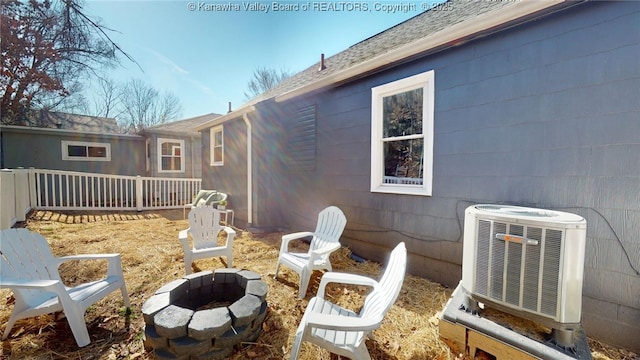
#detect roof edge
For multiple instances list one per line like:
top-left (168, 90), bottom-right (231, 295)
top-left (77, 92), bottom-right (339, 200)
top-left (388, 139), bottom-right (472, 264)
top-left (194, 105), bottom-right (256, 131)
top-left (274, 0), bottom-right (571, 102)
top-left (0, 124), bottom-right (142, 139)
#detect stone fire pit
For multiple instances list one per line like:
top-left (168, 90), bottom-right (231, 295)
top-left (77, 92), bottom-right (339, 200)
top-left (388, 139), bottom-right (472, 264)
top-left (142, 269), bottom-right (268, 360)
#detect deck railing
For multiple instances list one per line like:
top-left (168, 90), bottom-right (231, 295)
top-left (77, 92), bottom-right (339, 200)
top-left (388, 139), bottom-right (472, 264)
top-left (0, 168), bottom-right (202, 228)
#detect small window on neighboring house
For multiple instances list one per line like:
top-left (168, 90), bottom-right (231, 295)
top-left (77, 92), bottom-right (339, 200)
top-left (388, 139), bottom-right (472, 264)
top-left (158, 138), bottom-right (185, 173)
top-left (62, 141), bottom-right (111, 161)
top-left (370, 70), bottom-right (434, 196)
top-left (210, 126), bottom-right (223, 166)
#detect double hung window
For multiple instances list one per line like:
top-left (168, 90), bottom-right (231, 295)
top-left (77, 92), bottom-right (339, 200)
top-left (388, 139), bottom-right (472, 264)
top-left (210, 126), bottom-right (224, 166)
top-left (370, 70), bottom-right (434, 196)
top-left (158, 138), bottom-right (185, 172)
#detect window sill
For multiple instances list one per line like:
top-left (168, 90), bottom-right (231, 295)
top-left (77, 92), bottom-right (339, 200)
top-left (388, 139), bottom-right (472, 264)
top-left (371, 185), bottom-right (432, 196)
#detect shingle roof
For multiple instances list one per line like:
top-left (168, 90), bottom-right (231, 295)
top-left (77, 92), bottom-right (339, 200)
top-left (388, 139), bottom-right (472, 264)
top-left (144, 113), bottom-right (222, 136)
top-left (251, 0), bottom-right (517, 103)
top-left (196, 0), bottom-right (578, 131)
top-left (15, 110), bottom-right (120, 133)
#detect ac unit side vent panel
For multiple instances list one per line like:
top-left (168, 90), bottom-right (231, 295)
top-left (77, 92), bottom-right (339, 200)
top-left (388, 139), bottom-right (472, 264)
top-left (473, 220), bottom-right (562, 318)
top-left (523, 227), bottom-right (542, 312)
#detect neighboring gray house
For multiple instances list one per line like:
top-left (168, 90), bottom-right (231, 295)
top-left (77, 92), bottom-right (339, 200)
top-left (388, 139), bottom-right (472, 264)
top-left (0, 110), bottom-right (220, 179)
top-left (141, 113), bottom-right (221, 178)
top-left (0, 110), bottom-right (145, 175)
top-left (196, 0), bottom-right (640, 352)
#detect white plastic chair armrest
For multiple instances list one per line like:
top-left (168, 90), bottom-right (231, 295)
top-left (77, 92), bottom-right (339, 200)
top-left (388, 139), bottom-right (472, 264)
top-left (221, 226), bottom-right (236, 247)
top-left (221, 226), bottom-right (236, 237)
top-left (0, 278), bottom-right (61, 290)
top-left (317, 272), bottom-right (378, 299)
top-left (305, 312), bottom-right (381, 332)
top-left (280, 231), bottom-right (314, 252)
top-left (178, 228), bottom-right (190, 246)
top-left (311, 242), bottom-right (341, 256)
top-left (0, 278), bottom-right (74, 304)
top-left (308, 243), bottom-right (341, 264)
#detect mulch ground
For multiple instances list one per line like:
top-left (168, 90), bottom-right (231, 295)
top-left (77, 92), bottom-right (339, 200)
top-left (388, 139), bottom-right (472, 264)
top-left (0, 210), bottom-right (636, 360)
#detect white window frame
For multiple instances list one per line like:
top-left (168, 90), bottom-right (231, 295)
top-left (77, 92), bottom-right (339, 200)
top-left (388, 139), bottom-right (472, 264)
top-left (145, 138), bottom-right (151, 172)
top-left (370, 70), bottom-right (435, 196)
top-left (61, 140), bottom-right (111, 161)
top-left (210, 125), bottom-right (224, 166)
top-left (157, 138), bottom-right (185, 173)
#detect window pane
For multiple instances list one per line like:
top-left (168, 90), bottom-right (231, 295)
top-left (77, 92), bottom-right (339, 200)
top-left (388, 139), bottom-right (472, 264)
top-left (383, 138), bottom-right (424, 184)
top-left (213, 147), bottom-right (222, 163)
top-left (383, 88), bottom-right (423, 138)
top-left (161, 142), bottom-right (180, 155)
top-left (87, 146), bottom-right (107, 158)
top-left (161, 156), bottom-right (182, 170)
top-left (214, 131), bottom-right (222, 146)
top-left (68, 145), bottom-right (87, 157)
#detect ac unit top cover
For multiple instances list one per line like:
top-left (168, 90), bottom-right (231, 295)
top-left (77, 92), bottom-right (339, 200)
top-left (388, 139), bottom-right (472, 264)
top-left (469, 204), bottom-right (586, 228)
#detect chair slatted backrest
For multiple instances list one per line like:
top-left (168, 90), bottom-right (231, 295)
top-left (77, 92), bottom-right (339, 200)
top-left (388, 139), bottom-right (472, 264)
top-left (360, 242), bottom-right (407, 322)
top-left (309, 206), bottom-right (347, 253)
top-left (188, 206), bottom-right (224, 250)
top-left (0, 228), bottom-right (62, 283)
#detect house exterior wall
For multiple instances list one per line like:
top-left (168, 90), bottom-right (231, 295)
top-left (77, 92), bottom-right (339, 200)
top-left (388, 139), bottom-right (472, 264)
top-left (201, 119), bottom-right (250, 227)
top-left (200, 111), bottom-right (290, 230)
top-left (0, 126), bottom-right (145, 175)
top-left (190, 137), bottom-right (202, 179)
top-left (264, 1), bottom-right (639, 351)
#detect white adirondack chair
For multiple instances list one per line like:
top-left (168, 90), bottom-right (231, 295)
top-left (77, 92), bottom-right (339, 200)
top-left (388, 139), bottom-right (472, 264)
top-left (289, 242), bottom-right (407, 360)
top-left (0, 228), bottom-right (130, 348)
top-left (274, 206), bottom-right (347, 299)
top-left (179, 206), bottom-right (236, 274)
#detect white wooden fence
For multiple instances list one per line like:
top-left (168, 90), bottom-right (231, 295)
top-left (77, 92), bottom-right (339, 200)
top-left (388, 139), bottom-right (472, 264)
top-left (0, 168), bottom-right (201, 229)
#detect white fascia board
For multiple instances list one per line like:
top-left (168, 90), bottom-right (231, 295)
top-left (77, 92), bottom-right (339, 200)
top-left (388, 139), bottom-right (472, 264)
top-left (194, 105), bottom-right (256, 132)
top-left (274, 0), bottom-right (567, 103)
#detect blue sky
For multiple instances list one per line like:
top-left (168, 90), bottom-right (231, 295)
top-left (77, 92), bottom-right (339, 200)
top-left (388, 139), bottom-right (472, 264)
top-left (83, 1), bottom-right (430, 119)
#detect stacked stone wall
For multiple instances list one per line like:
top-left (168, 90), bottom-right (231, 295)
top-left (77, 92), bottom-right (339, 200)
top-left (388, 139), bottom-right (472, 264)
top-left (142, 269), bottom-right (268, 359)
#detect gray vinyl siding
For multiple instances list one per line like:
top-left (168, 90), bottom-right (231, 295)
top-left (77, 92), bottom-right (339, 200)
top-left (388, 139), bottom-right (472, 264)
top-left (201, 120), bottom-right (251, 227)
top-left (267, 1), bottom-right (639, 351)
top-left (0, 126), bottom-right (145, 175)
top-left (198, 1), bottom-right (639, 351)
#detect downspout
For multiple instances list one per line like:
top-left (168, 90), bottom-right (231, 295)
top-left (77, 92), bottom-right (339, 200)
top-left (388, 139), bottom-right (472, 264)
top-left (242, 113), bottom-right (253, 225)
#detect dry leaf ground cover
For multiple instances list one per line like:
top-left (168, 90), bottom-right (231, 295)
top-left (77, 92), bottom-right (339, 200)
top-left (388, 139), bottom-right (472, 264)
top-left (0, 210), bottom-right (636, 360)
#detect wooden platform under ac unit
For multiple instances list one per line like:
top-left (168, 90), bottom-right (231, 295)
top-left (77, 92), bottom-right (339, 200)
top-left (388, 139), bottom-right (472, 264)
top-left (438, 283), bottom-right (592, 360)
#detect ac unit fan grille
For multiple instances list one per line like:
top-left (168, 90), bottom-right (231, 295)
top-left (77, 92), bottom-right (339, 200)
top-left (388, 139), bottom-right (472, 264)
top-left (474, 219), bottom-right (562, 318)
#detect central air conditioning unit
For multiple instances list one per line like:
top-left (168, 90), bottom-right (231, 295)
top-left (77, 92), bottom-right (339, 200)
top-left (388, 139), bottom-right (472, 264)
top-left (461, 204), bottom-right (587, 330)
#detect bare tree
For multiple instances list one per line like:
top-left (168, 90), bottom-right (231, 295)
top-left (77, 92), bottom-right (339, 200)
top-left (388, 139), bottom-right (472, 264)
top-left (0, 0), bottom-right (136, 123)
top-left (244, 67), bottom-right (291, 100)
top-left (92, 77), bottom-right (122, 118)
top-left (119, 79), bottom-right (183, 132)
top-left (156, 92), bottom-right (182, 124)
top-left (38, 81), bottom-right (89, 115)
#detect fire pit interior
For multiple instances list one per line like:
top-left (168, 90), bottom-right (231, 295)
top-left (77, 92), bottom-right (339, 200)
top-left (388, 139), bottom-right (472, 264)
top-left (142, 269), bottom-right (268, 360)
